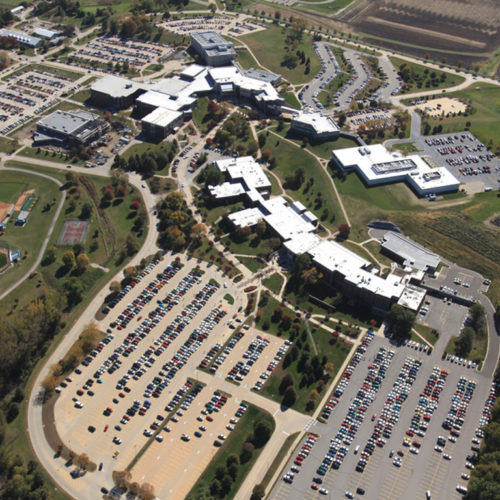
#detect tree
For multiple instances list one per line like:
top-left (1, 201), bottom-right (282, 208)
top-left (283, 385), bottom-right (297, 407)
top-left (255, 220), bottom-right (267, 239)
top-left (80, 202), bottom-right (92, 220)
top-left (253, 419), bottom-right (273, 447)
top-left (251, 484), bottom-right (266, 500)
top-left (62, 250), bottom-right (75, 269)
top-left (190, 223), bottom-right (207, 243)
top-left (279, 373), bottom-right (294, 394)
top-left (76, 253), bottom-right (90, 272)
top-left (233, 226), bottom-right (251, 243)
top-left (79, 323), bottom-right (100, 354)
top-left (75, 453), bottom-right (91, 470)
top-left (338, 223), bottom-right (350, 239)
top-left (109, 281), bottom-right (121, 294)
top-left (138, 483), bottom-right (155, 500)
top-left (112, 470), bottom-right (131, 489)
top-left (386, 304), bottom-right (416, 340)
top-left (293, 253), bottom-right (312, 277)
top-left (123, 266), bottom-right (138, 280)
top-left (455, 327), bottom-right (473, 357)
top-left (41, 373), bottom-right (58, 392)
top-left (208, 2), bottom-right (216, 13)
top-left (43, 246), bottom-right (57, 265)
top-left (240, 442), bottom-right (255, 463)
top-left (301, 266), bottom-right (322, 287)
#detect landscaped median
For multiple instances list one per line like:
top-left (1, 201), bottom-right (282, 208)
top-left (186, 402), bottom-right (275, 500)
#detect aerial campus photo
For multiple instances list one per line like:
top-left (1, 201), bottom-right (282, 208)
top-left (0, 0), bottom-right (499, 499)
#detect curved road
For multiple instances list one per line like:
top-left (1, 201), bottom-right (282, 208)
top-left (0, 163), bottom-right (66, 301)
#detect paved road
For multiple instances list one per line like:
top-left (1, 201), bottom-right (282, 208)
top-left (0, 163), bottom-right (65, 301)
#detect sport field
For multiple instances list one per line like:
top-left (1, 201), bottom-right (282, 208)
top-left (389, 56), bottom-right (465, 94)
top-left (0, 170), bottom-right (61, 291)
top-left (0, 181), bottom-right (25, 204)
top-left (240, 25), bottom-right (321, 84)
top-left (422, 83), bottom-right (500, 153)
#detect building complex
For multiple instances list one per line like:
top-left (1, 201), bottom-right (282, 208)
top-left (190, 31), bottom-right (236, 66)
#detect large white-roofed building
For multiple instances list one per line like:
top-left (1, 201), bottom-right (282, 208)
top-left (291, 110), bottom-right (340, 140)
top-left (331, 144), bottom-right (459, 196)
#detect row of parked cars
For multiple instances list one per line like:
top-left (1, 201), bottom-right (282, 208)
top-left (325, 345), bottom-right (395, 475)
top-left (442, 376), bottom-right (476, 435)
top-left (333, 331), bottom-right (375, 400)
top-left (227, 336), bottom-right (270, 382)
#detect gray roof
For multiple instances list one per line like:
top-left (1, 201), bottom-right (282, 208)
top-left (37, 109), bottom-right (99, 136)
top-left (381, 231), bottom-right (440, 272)
top-left (0, 28), bottom-right (41, 47)
top-left (191, 31), bottom-right (235, 58)
top-left (244, 67), bottom-right (280, 84)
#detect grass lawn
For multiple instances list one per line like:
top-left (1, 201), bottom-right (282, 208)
top-left (71, 88), bottom-right (91, 103)
top-left (237, 255), bottom-right (266, 272)
top-left (363, 240), bottom-right (395, 268)
top-left (282, 91), bottom-right (301, 109)
top-left (236, 47), bottom-right (262, 70)
top-left (0, 136), bottom-right (18, 154)
top-left (240, 25), bottom-right (321, 84)
top-left (2, 63), bottom-right (83, 81)
top-left (261, 326), bottom-right (352, 414)
top-left (224, 293), bottom-right (235, 305)
top-left (192, 96), bottom-right (210, 133)
top-left (19, 146), bottom-right (85, 166)
top-left (188, 238), bottom-right (240, 278)
top-left (422, 83), bottom-right (500, 154)
top-left (414, 323), bottom-right (440, 346)
top-left (0, 180), bottom-right (25, 203)
top-left (262, 273), bottom-right (284, 294)
top-left (260, 132), bottom-right (343, 231)
top-left (389, 142), bottom-right (422, 154)
top-left (338, 240), bottom-right (379, 267)
top-left (389, 56), bottom-right (465, 94)
top-left (0, 170), bottom-right (62, 292)
top-left (186, 403), bottom-right (275, 500)
top-left (199, 200), bottom-right (244, 226)
top-left (221, 233), bottom-right (261, 257)
top-left (445, 333), bottom-right (487, 366)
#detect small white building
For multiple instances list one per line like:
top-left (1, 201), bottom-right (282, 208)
top-left (291, 110), bottom-right (340, 140)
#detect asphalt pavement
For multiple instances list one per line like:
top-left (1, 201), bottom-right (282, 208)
top-left (269, 334), bottom-right (492, 500)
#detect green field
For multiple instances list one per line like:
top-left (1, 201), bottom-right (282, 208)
top-left (389, 56), bottom-right (465, 94)
top-left (240, 25), bottom-right (321, 84)
top-left (2, 63), bottom-right (83, 82)
top-left (0, 170), bottom-right (61, 291)
top-left (422, 83), bottom-right (500, 153)
top-left (0, 181), bottom-right (24, 204)
top-left (237, 255), bottom-right (266, 272)
top-left (259, 132), bottom-right (343, 230)
top-left (236, 47), bottom-right (262, 70)
top-left (294, 0), bottom-right (355, 15)
top-left (262, 273), bottom-right (284, 294)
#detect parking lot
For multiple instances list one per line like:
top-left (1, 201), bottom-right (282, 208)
top-left (270, 333), bottom-right (492, 500)
top-left (0, 66), bottom-right (82, 134)
top-left (157, 16), bottom-right (265, 37)
top-left (53, 254), bottom-right (247, 496)
top-left (416, 132), bottom-right (500, 190)
top-left (72, 36), bottom-right (173, 70)
top-left (346, 108), bottom-right (396, 132)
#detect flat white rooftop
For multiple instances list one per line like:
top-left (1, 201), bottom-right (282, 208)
top-left (228, 207), bottom-right (264, 227)
top-left (209, 182), bottom-right (246, 199)
top-left (142, 107), bottom-right (182, 127)
top-left (332, 144), bottom-right (459, 194)
top-left (292, 110), bottom-right (339, 135)
top-left (215, 156), bottom-right (271, 191)
top-left (91, 75), bottom-right (146, 98)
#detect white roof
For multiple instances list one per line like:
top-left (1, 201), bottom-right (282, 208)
top-left (142, 107), bottom-right (182, 127)
top-left (292, 110), bottom-right (339, 135)
top-left (291, 201), bottom-right (306, 213)
top-left (181, 64), bottom-right (206, 79)
top-left (208, 182), bottom-right (246, 199)
top-left (261, 196), bottom-right (316, 241)
top-left (91, 75), bottom-right (146, 98)
top-left (227, 207), bottom-right (265, 227)
top-left (397, 285), bottom-right (426, 311)
top-left (215, 156), bottom-right (271, 191)
top-left (332, 144), bottom-right (459, 194)
top-left (209, 66), bottom-right (280, 102)
top-left (137, 90), bottom-right (195, 112)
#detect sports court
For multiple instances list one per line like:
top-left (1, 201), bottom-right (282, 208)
top-left (57, 220), bottom-right (90, 246)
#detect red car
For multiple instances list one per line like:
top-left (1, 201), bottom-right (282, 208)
top-left (104, 425), bottom-right (109, 432)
